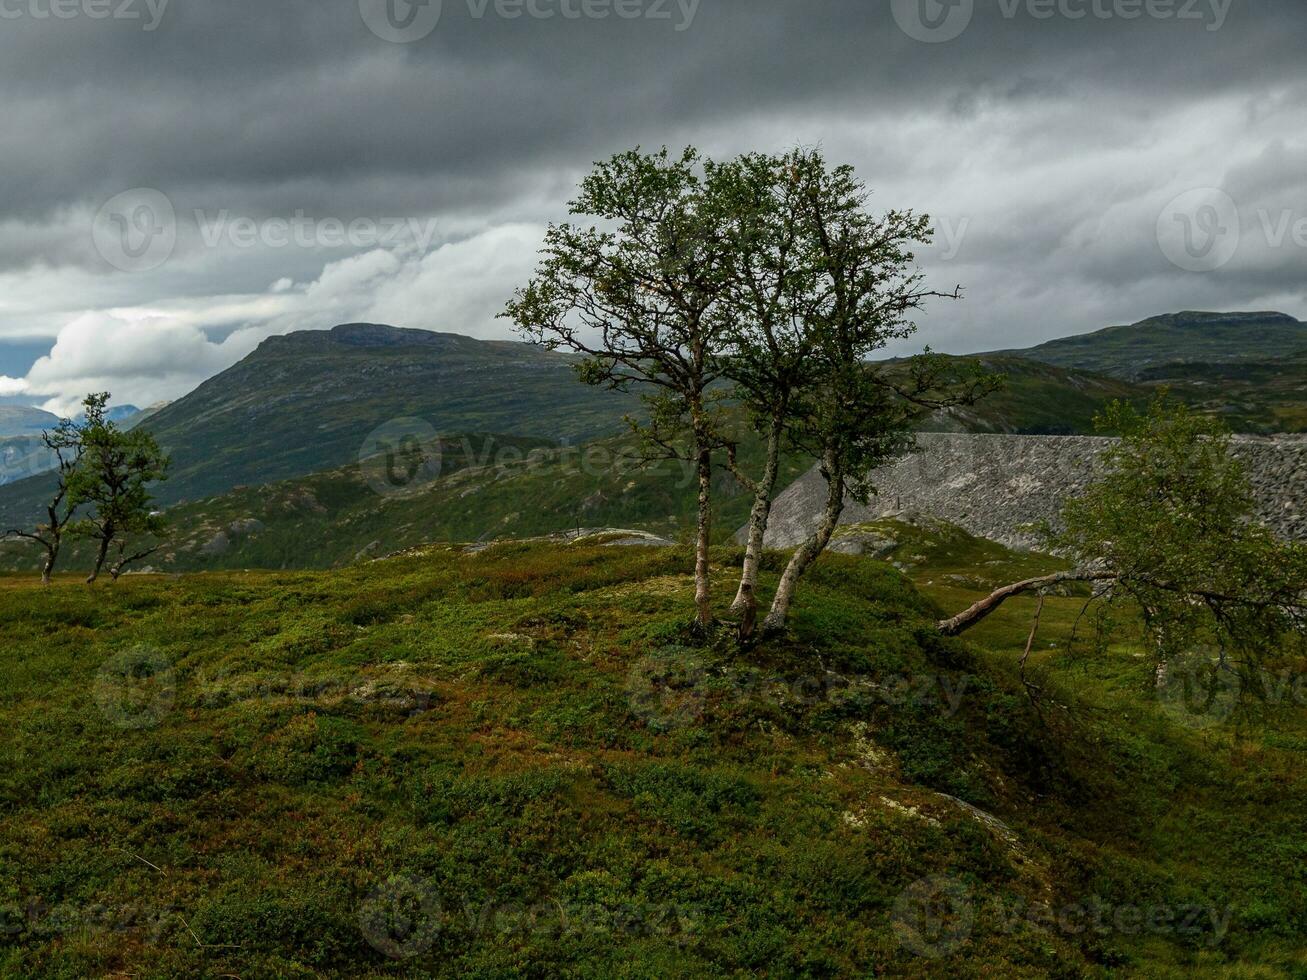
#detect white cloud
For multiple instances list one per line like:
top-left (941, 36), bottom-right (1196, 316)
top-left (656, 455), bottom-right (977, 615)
top-left (2, 225), bottom-right (549, 412)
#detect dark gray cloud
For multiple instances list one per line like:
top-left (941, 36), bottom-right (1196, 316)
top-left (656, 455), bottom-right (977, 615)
top-left (1, 0), bottom-right (1305, 408)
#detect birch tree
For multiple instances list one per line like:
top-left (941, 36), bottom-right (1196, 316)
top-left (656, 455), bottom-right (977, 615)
top-left (504, 148), bottom-right (734, 627)
top-left (743, 159), bottom-right (997, 636)
top-left (2, 395), bottom-right (98, 586)
top-left (937, 399), bottom-right (1307, 684)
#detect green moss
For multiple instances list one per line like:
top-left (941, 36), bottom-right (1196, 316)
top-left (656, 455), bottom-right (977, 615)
top-left (0, 538), bottom-right (1301, 976)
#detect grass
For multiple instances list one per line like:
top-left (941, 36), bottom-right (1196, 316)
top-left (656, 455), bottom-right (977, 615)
top-left (1, 530), bottom-right (1304, 977)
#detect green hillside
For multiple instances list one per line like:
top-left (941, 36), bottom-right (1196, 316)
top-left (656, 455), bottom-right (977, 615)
top-left (0, 324), bottom-right (639, 528)
top-left (1, 531), bottom-right (1302, 976)
top-left (0, 425), bottom-right (812, 574)
top-left (0, 354), bottom-right (1152, 575)
top-left (138, 323), bottom-right (637, 503)
top-left (1002, 311), bottom-right (1307, 381)
top-left (1138, 350), bottom-right (1307, 433)
top-left (914, 355), bottom-right (1145, 435)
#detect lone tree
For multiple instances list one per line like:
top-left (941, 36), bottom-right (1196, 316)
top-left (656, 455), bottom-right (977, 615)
top-left (505, 147), bottom-right (735, 627)
top-left (70, 402), bottom-right (170, 584)
top-left (938, 398), bottom-right (1307, 692)
top-left (2, 395), bottom-right (99, 586)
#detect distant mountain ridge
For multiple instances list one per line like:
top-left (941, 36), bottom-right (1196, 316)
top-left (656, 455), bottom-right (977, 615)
top-left (998, 311), bottom-right (1307, 380)
top-left (0, 324), bottom-right (639, 517)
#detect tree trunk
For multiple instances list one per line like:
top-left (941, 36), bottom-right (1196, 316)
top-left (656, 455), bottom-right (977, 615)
top-left (731, 415), bottom-right (784, 634)
top-left (936, 569), bottom-right (1116, 636)
top-left (762, 452), bottom-right (845, 635)
top-left (87, 534), bottom-right (112, 586)
top-left (693, 444), bottom-right (714, 627)
top-left (41, 545), bottom-right (57, 587)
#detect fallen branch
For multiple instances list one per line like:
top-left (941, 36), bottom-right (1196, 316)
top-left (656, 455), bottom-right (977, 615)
top-left (937, 569), bottom-right (1116, 637)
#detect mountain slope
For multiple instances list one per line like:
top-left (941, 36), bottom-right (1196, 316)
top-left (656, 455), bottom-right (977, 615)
top-left (0, 325), bottom-right (639, 520)
top-left (139, 323), bottom-right (638, 503)
top-left (2, 538), bottom-right (1302, 975)
top-left (912, 355), bottom-right (1144, 435)
top-left (0, 405), bottom-right (58, 437)
top-left (1001, 311), bottom-right (1307, 380)
top-left (1138, 349), bottom-right (1307, 433)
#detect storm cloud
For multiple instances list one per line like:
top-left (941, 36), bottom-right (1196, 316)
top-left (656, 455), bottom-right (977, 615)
top-left (1, 0), bottom-right (1305, 412)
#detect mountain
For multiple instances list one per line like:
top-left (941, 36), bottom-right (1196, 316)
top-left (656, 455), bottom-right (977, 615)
top-left (909, 355), bottom-right (1144, 435)
top-left (0, 405), bottom-right (58, 437)
top-left (135, 324), bottom-right (638, 503)
top-left (1000, 311), bottom-right (1307, 380)
top-left (0, 324), bottom-right (639, 522)
top-left (0, 359), bottom-right (1151, 573)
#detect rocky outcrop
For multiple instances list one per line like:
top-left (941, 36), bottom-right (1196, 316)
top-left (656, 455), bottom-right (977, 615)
top-left (757, 433), bottom-right (1307, 551)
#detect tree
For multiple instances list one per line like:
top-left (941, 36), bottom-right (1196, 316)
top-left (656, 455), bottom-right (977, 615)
top-left (504, 147), bottom-right (735, 627)
top-left (706, 150), bottom-right (826, 631)
top-left (2, 395), bottom-right (100, 586)
top-left (938, 398), bottom-right (1306, 695)
top-left (70, 405), bottom-right (170, 584)
top-left (747, 158), bottom-right (999, 636)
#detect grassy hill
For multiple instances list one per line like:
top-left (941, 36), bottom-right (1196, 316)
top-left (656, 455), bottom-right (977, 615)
top-left (0, 425), bottom-right (813, 574)
top-left (1138, 350), bottom-right (1307, 434)
top-left (137, 324), bottom-right (638, 504)
top-left (0, 324), bottom-right (639, 529)
top-left (1001, 311), bottom-right (1307, 381)
top-left (1, 530), bottom-right (1302, 976)
top-left (916, 355), bottom-right (1144, 435)
top-left (0, 354), bottom-right (1151, 576)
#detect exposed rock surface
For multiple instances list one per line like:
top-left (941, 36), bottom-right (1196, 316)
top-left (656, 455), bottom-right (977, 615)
top-left (757, 433), bottom-right (1307, 551)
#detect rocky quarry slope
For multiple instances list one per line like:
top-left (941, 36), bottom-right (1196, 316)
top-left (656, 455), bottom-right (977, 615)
top-left (757, 432), bottom-right (1307, 551)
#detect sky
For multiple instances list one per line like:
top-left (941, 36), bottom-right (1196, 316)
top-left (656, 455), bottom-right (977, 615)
top-left (0, 0), bottom-right (1305, 415)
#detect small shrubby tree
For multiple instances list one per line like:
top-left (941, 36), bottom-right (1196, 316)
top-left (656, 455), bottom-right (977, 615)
top-left (509, 146), bottom-right (998, 636)
top-left (939, 398), bottom-right (1307, 695)
top-left (2, 396), bottom-right (96, 586)
top-left (70, 403), bottom-right (170, 584)
top-left (504, 147), bottom-right (736, 627)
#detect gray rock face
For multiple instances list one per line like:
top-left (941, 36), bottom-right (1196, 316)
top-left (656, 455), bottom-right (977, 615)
top-left (757, 433), bottom-right (1307, 551)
